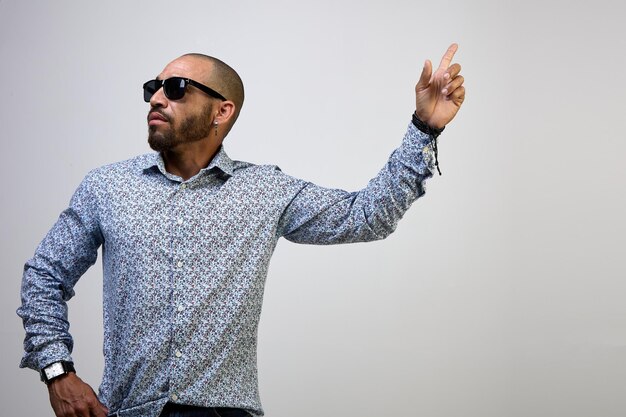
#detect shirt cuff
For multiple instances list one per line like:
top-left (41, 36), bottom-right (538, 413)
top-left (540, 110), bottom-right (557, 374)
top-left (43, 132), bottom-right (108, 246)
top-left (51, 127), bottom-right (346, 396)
top-left (20, 341), bottom-right (73, 371)
top-left (405, 122), bottom-right (437, 177)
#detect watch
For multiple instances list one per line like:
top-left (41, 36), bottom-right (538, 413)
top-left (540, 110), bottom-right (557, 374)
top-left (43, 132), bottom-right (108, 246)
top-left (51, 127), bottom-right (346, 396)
top-left (41, 361), bottom-right (75, 384)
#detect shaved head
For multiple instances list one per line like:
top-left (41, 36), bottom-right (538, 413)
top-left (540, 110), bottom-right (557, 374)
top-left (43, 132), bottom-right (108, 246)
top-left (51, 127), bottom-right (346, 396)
top-left (182, 53), bottom-right (244, 130)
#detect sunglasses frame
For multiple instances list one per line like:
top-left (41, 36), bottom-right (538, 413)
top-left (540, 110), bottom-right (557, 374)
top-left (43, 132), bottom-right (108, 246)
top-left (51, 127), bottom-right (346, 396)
top-left (143, 77), bottom-right (227, 102)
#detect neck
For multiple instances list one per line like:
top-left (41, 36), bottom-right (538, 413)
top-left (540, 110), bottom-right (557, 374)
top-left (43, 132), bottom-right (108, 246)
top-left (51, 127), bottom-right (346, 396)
top-left (161, 138), bottom-right (222, 181)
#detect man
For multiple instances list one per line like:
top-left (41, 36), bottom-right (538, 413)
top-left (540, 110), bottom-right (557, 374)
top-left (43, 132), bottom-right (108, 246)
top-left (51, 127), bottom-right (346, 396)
top-left (18, 45), bottom-right (465, 417)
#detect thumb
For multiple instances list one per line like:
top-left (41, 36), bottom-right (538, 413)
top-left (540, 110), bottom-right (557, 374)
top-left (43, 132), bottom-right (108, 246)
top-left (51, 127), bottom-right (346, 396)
top-left (89, 400), bottom-right (109, 417)
top-left (89, 386), bottom-right (109, 416)
top-left (416, 59), bottom-right (432, 91)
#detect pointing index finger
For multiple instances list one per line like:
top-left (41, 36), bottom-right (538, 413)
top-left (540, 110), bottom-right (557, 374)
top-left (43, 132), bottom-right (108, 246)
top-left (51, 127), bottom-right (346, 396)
top-left (437, 43), bottom-right (459, 71)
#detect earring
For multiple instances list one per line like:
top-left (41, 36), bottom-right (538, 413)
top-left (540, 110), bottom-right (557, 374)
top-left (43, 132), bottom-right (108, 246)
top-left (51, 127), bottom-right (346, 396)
top-left (214, 121), bottom-right (218, 136)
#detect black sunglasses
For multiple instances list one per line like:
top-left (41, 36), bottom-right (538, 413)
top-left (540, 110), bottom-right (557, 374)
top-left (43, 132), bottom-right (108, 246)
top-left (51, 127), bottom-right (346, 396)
top-left (143, 77), bottom-right (227, 102)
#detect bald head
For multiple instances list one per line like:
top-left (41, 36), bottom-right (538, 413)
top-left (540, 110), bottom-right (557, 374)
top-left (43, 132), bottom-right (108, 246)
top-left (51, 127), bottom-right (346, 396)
top-left (182, 53), bottom-right (244, 128)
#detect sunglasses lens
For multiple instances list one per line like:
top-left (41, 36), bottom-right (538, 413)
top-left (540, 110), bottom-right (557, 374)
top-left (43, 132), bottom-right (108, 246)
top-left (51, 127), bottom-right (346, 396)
top-left (143, 78), bottom-right (189, 102)
top-left (163, 78), bottom-right (186, 100)
top-left (143, 80), bottom-right (160, 102)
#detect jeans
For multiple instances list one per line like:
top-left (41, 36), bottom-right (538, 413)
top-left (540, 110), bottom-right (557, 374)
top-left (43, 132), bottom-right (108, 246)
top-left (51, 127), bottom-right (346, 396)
top-left (159, 403), bottom-right (252, 417)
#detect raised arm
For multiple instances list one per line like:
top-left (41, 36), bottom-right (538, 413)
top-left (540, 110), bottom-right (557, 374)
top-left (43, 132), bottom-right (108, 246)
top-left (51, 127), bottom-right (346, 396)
top-left (279, 44), bottom-right (466, 244)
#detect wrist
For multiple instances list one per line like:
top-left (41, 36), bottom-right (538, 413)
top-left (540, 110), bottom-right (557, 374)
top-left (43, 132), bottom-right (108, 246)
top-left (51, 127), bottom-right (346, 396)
top-left (46, 371), bottom-right (77, 389)
top-left (412, 112), bottom-right (445, 138)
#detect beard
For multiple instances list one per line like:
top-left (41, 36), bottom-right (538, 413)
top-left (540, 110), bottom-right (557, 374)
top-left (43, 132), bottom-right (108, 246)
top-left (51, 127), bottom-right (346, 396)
top-left (148, 102), bottom-right (213, 152)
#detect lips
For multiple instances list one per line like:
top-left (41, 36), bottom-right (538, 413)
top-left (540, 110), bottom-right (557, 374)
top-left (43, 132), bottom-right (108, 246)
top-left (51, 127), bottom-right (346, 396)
top-left (148, 111), bottom-right (169, 126)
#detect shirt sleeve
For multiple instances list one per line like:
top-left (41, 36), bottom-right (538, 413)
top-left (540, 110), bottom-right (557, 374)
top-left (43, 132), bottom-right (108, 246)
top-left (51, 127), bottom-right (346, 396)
top-left (279, 122), bottom-right (436, 244)
top-left (17, 172), bottom-right (104, 371)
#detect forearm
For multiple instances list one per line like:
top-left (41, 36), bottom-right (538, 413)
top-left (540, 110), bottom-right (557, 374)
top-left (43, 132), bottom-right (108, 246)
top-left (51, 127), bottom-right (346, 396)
top-left (18, 260), bottom-right (75, 370)
top-left (18, 178), bottom-right (102, 370)
top-left (357, 122), bottom-right (436, 236)
top-left (281, 122), bottom-right (436, 244)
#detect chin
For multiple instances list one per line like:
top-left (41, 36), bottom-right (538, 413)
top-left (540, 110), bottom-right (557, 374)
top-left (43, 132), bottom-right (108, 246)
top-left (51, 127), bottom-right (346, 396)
top-left (148, 133), bottom-right (171, 152)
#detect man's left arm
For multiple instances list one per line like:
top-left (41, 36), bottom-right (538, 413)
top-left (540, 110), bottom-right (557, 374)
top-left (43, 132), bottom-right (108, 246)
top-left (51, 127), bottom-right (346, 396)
top-left (278, 44), bottom-right (465, 244)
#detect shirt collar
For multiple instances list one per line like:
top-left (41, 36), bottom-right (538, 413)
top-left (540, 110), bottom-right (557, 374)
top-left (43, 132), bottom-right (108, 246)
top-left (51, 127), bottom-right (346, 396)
top-left (206, 146), bottom-right (235, 177)
top-left (141, 146), bottom-right (235, 179)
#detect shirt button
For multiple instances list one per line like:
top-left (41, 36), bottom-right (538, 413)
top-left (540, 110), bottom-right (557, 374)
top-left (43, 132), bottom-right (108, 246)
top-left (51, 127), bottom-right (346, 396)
top-left (177, 261), bottom-right (183, 268)
top-left (177, 218), bottom-right (183, 225)
top-left (175, 350), bottom-right (182, 358)
top-left (171, 393), bottom-right (178, 401)
top-left (177, 305), bottom-right (184, 312)
top-left (181, 183), bottom-right (187, 189)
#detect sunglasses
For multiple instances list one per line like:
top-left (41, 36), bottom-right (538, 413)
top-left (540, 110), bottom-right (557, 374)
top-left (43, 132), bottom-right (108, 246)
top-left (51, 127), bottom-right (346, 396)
top-left (143, 77), bottom-right (227, 102)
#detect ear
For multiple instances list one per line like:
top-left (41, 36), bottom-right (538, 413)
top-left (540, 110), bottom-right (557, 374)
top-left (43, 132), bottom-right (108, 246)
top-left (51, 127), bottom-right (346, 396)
top-left (214, 100), bottom-right (236, 125)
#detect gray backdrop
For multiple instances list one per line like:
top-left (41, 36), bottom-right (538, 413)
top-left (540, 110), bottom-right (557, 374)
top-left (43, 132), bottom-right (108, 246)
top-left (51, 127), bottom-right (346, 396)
top-left (2, 0), bottom-right (624, 416)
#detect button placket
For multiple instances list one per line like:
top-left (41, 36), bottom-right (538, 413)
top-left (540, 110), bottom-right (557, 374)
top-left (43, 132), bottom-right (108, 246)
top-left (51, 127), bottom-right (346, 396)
top-left (170, 180), bottom-right (190, 403)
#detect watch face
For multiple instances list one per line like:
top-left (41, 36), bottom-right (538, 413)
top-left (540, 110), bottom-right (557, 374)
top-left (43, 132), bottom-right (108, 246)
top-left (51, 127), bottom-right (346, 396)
top-left (44, 362), bottom-right (64, 380)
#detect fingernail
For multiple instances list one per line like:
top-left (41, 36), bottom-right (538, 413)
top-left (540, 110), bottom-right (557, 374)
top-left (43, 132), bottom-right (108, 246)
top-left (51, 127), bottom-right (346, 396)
top-left (442, 88), bottom-right (448, 95)
top-left (444, 73), bottom-right (450, 79)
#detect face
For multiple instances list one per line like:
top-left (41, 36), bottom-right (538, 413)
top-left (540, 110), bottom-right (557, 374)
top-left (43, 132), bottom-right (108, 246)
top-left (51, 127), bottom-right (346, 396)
top-left (147, 56), bottom-right (218, 152)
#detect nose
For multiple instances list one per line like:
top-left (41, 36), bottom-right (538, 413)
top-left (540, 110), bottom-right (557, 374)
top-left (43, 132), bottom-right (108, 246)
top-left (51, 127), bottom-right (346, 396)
top-left (149, 86), bottom-right (168, 108)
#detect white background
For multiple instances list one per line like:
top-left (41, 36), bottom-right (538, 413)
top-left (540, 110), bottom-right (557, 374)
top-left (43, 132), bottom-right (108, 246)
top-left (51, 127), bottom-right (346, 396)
top-left (1, 0), bottom-right (625, 416)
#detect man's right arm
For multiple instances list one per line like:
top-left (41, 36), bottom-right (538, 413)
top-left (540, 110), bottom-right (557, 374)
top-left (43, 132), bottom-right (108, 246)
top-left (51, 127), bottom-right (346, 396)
top-left (17, 173), bottom-right (107, 416)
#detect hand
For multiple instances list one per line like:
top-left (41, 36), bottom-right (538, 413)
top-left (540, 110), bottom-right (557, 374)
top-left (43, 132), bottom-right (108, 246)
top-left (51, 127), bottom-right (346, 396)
top-left (414, 43), bottom-right (466, 129)
top-left (48, 373), bottom-right (109, 417)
